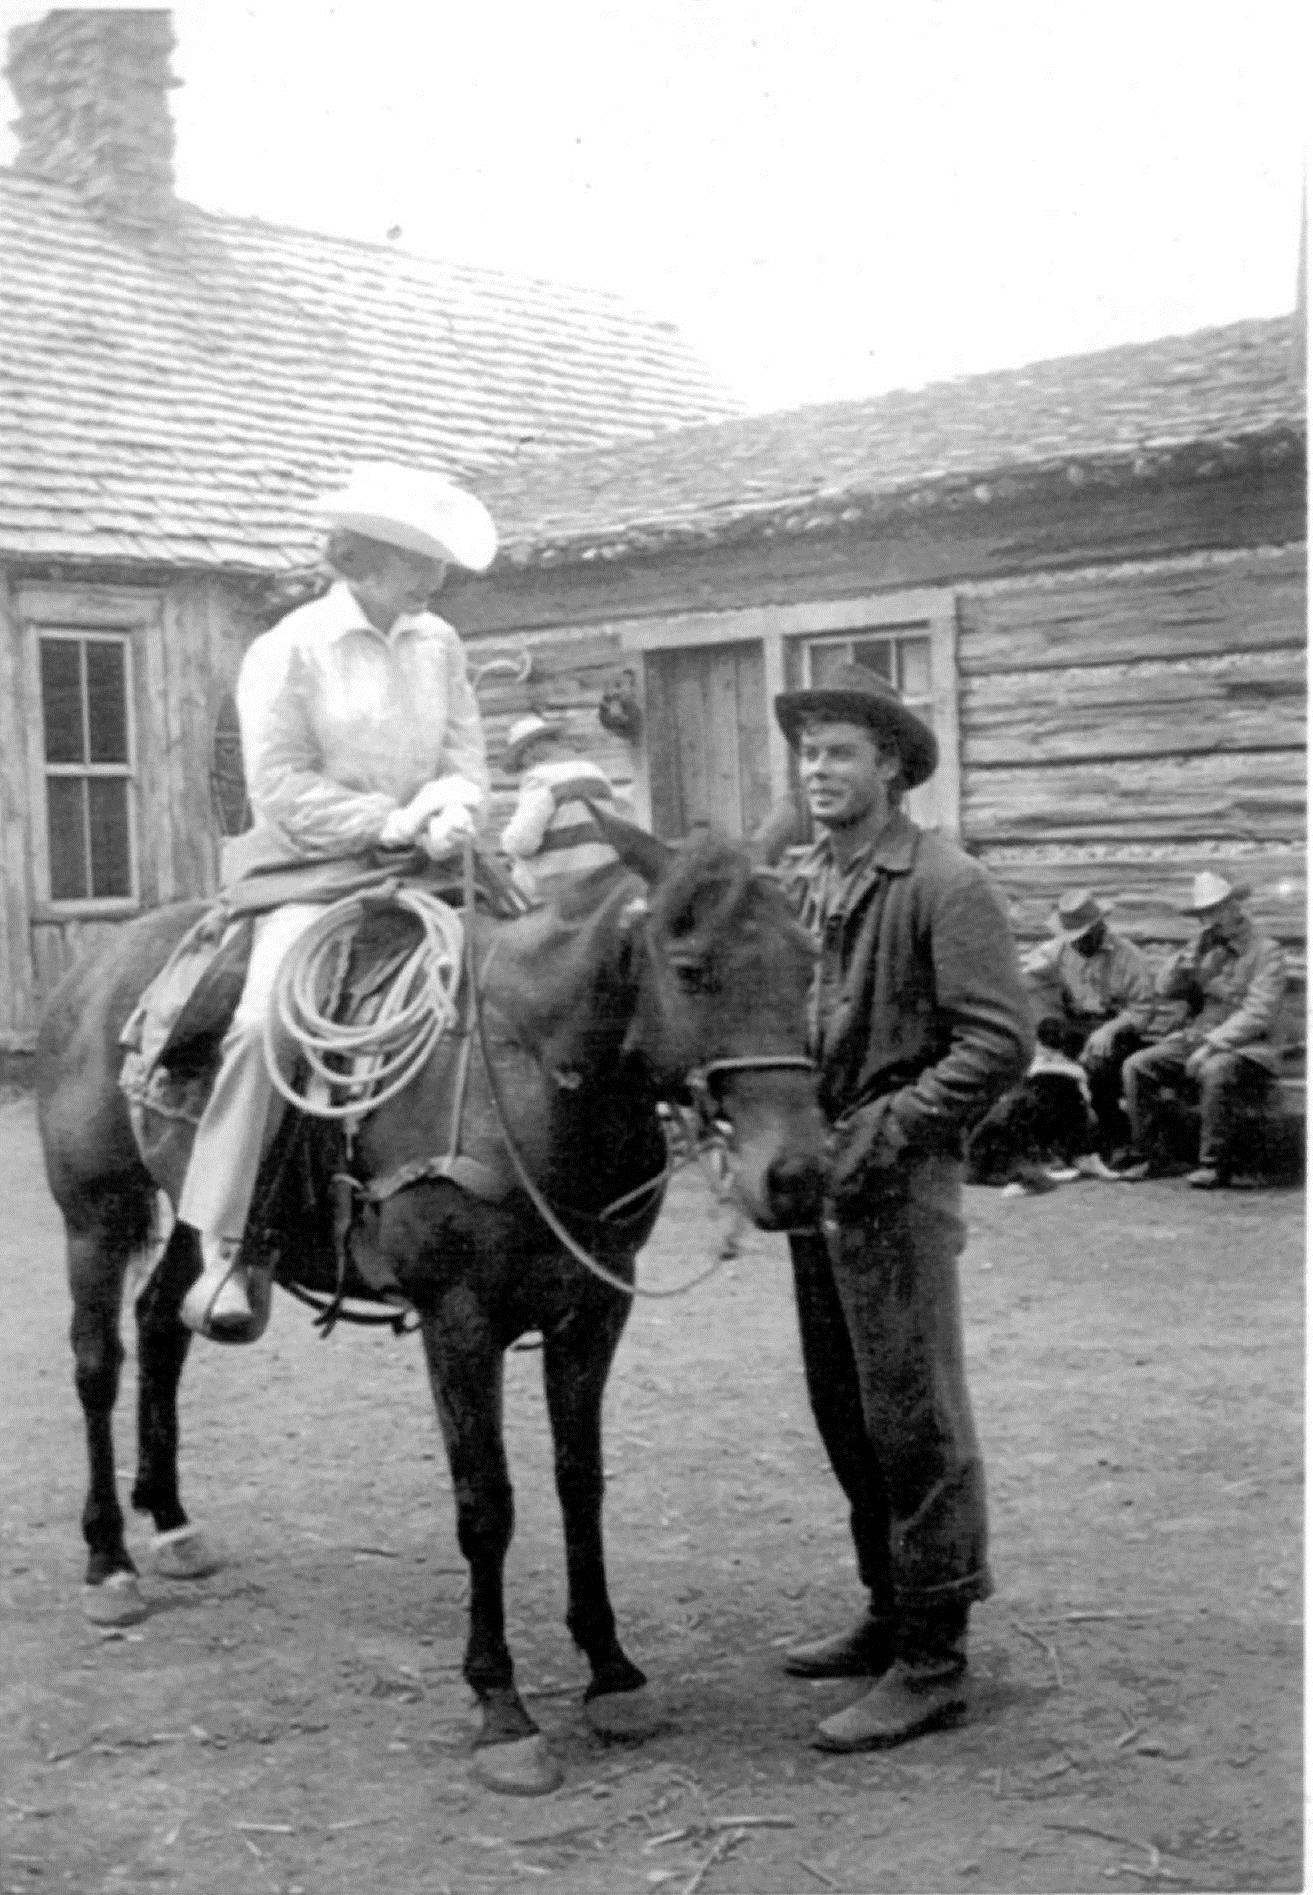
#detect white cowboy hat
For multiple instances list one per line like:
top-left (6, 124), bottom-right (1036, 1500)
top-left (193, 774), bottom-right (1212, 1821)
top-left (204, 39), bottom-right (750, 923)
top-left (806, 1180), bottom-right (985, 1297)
top-left (503, 713), bottom-right (562, 771)
top-left (1183, 871), bottom-right (1251, 915)
top-left (313, 462), bottom-right (498, 572)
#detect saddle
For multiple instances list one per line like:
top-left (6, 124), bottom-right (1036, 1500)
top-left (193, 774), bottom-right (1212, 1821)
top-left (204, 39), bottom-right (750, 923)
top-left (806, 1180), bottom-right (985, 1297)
top-left (119, 848), bottom-right (526, 1325)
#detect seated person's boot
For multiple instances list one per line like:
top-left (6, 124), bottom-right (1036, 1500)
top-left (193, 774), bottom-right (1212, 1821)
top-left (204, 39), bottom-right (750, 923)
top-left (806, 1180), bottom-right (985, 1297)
top-left (181, 1236), bottom-right (254, 1341)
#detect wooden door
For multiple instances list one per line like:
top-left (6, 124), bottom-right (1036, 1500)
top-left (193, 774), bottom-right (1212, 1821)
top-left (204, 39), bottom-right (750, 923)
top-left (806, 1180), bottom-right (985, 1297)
top-left (644, 641), bottom-right (772, 840)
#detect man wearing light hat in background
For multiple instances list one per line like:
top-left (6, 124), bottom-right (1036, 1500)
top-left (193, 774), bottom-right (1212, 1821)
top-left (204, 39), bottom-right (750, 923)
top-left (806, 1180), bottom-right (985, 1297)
top-left (1120, 872), bottom-right (1287, 1189)
top-left (178, 461), bottom-right (497, 1339)
top-left (772, 664), bottom-right (1032, 1750)
top-left (1021, 888), bottom-right (1160, 1162)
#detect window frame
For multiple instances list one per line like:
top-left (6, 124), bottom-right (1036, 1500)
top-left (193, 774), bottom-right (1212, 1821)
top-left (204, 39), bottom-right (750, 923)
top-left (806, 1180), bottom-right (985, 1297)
top-left (21, 589), bottom-right (151, 918)
top-left (617, 588), bottom-right (961, 835)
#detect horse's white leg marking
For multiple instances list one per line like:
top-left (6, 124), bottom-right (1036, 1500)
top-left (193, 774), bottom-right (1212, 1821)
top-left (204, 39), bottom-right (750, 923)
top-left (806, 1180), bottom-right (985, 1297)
top-left (471, 1733), bottom-right (564, 1796)
top-left (82, 1570), bottom-right (148, 1626)
top-left (151, 1524), bottom-right (221, 1579)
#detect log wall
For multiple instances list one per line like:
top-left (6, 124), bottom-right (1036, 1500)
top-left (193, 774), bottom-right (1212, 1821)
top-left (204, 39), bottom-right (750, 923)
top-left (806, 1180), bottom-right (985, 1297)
top-left (958, 545), bottom-right (1306, 954)
top-left (452, 468), bottom-right (1306, 971)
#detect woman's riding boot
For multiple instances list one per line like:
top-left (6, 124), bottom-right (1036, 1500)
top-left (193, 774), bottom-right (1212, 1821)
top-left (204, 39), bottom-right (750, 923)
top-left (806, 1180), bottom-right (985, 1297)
top-left (180, 1236), bottom-right (253, 1340)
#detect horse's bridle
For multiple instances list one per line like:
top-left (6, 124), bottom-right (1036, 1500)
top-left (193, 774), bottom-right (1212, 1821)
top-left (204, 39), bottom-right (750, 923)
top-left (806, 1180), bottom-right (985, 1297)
top-left (691, 1052), bottom-right (817, 1101)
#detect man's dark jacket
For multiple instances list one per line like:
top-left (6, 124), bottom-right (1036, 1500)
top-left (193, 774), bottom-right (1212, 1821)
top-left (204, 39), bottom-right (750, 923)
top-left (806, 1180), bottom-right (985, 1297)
top-left (788, 809), bottom-right (1034, 1167)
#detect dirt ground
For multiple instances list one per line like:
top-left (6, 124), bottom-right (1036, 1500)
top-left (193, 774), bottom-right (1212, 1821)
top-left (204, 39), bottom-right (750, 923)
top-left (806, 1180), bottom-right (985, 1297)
top-left (0, 1092), bottom-right (1302, 1895)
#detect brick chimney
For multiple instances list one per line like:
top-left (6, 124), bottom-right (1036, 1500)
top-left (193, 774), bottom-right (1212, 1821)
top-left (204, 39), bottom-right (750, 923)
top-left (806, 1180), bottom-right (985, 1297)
top-left (6, 9), bottom-right (179, 232)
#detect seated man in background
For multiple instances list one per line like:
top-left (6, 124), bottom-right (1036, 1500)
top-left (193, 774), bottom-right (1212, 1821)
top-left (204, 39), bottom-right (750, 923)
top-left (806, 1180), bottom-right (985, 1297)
top-left (499, 714), bottom-right (623, 902)
top-left (1022, 889), bottom-right (1158, 1161)
top-left (1121, 873), bottom-right (1287, 1189)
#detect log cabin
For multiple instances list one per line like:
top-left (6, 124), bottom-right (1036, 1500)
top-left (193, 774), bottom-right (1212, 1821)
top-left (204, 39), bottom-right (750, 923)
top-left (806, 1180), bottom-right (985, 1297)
top-left (0, 9), bottom-right (734, 1061)
top-left (451, 314), bottom-right (1307, 1101)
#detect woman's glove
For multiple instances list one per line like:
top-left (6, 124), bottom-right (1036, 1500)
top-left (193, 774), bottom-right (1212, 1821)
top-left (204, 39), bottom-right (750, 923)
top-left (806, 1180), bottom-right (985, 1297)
top-left (378, 807), bottom-right (417, 849)
top-left (826, 1098), bottom-right (909, 1213)
top-left (379, 774), bottom-right (485, 848)
top-left (421, 801), bottom-right (479, 859)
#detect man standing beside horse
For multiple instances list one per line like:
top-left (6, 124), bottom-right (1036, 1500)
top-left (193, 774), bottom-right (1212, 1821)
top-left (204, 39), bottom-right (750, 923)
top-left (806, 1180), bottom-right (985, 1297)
top-left (773, 665), bottom-right (1033, 1750)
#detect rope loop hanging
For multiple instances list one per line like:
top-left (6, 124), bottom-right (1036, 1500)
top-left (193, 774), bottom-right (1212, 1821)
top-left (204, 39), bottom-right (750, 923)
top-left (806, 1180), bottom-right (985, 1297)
top-left (264, 887), bottom-right (465, 1119)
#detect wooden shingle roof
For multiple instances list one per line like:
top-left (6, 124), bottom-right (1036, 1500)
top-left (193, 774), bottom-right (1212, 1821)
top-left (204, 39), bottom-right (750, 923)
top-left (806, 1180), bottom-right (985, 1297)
top-left (0, 168), bottom-right (737, 570)
top-left (477, 315), bottom-right (1305, 567)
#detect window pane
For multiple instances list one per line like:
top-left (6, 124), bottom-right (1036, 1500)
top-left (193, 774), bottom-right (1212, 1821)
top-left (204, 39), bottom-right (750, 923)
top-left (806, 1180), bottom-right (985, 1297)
top-left (807, 643), bottom-right (847, 685)
top-left (40, 640), bottom-right (85, 764)
top-left (47, 778), bottom-right (88, 900)
top-left (897, 637), bottom-right (932, 699)
top-left (848, 638), bottom-right (895, 681)
top-left (88, 779), bottom-right (133, 898)
top-left (85, 642), bottom-right (129, 764)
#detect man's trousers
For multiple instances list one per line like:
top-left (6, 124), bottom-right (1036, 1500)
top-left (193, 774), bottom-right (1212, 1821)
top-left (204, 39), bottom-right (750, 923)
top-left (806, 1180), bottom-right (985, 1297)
top-left (788, 1151), bottom-right (992, 1643)
top-left (1122, 1036), bottom-right (1273, 1174)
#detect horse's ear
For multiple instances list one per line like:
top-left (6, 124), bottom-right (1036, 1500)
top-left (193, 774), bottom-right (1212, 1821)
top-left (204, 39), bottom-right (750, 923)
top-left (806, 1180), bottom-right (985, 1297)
top-left (748, 790), bottom-right (810, 867)
top-left (587, 801), bottom-right (674, 886)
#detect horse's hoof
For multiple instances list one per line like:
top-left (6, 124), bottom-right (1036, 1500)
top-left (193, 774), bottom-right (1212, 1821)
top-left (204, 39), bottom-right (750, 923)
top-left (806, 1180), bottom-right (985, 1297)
top-left (584, 1684), bottom-right (659, 1739)
top-left (82, 1571), bottom-right (148, 1627)
top-left (152, 1525), bottom-right (220, 1580)
top-left (471, 1734), bottom-right (563, 1796)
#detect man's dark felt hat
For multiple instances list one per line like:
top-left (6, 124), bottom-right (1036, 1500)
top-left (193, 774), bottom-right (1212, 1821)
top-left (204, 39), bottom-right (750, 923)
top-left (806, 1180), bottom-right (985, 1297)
top-left (773, 664), bottom-right (939, 789)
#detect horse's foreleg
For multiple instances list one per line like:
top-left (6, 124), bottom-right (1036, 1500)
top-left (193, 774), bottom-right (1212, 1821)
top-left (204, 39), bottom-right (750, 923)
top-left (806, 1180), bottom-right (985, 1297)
top-left (542, 1298), bottom-right (647, 1709)
top-left (418, 1303), bottom-right (535, 1748)
top-left (67, 1210), bottom-right (137, 1593)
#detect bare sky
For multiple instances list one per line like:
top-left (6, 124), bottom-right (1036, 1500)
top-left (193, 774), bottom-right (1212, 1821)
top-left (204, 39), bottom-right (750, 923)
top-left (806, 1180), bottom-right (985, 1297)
top-left (1, 1), bottom-right (1306, 410)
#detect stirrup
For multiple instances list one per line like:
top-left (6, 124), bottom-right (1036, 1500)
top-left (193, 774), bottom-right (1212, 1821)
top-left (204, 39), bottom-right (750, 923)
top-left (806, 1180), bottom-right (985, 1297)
top-left (181, 1249), bottom-right (262, 1343)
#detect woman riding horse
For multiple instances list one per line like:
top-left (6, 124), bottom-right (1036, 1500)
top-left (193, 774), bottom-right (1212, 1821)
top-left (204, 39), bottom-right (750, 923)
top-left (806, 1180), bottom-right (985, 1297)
top-left (179, 461), bottom-right (498, 1340)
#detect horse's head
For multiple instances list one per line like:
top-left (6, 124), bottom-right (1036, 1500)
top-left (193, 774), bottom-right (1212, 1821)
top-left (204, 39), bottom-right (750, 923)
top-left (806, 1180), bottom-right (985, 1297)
top-left (597, 808), bottom-right (827, 1232)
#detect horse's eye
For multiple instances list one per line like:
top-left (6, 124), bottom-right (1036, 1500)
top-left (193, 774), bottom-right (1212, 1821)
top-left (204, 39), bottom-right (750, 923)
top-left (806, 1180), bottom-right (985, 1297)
top-left (672, 959), bottom-right (716, 996)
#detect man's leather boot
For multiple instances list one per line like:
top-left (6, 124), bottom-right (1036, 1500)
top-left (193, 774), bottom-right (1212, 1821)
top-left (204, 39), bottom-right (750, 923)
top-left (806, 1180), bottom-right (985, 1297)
top-left (811, 1603), bottom-right (969, 1750)
top-left (783, 1608), bottom-right (896, 1680)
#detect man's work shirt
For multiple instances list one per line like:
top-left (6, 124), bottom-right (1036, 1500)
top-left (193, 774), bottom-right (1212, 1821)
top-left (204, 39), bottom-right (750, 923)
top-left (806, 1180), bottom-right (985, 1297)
top-left (223, 581), bottom-right (489, 881)
top-left (1157, 917), bottom-right (1287, 1071)
top-left (499, 758), bottom-right (622, 898)
top-left (787, 809), bottom-right (1033, 1148)
top-left (1022, 931), bottom-right (1156, 1032)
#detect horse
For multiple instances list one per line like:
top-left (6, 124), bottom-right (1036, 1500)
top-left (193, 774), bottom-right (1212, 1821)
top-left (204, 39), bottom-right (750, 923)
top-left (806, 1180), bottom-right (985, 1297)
top-left (35, 813), bottom-right (826, 1795)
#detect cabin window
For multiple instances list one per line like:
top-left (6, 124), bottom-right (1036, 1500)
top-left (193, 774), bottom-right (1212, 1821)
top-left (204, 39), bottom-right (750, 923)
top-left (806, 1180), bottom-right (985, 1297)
top-left (803, 628), bottom-right (935, 733)
top-left (38, 631), bottom-right (136, 902)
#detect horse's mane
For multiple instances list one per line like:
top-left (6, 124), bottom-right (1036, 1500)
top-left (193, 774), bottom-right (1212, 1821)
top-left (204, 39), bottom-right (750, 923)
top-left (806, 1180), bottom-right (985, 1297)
top-left (646, 827), bottom-right (756, 952)
top-left (536, 829), bottom-right (755, 939)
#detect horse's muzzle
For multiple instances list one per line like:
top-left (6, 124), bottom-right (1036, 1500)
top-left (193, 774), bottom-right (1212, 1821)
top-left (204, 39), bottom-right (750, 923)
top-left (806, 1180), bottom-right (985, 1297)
top-left (716, 1073), bottom-right (828, 1232)
top-left (757, 1149), bottom-right (827, 1231)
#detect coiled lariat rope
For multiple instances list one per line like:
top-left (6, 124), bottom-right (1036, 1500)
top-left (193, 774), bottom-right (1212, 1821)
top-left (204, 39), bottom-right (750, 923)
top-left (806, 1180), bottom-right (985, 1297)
top-left (264, 887), bottom-right (465, 1117)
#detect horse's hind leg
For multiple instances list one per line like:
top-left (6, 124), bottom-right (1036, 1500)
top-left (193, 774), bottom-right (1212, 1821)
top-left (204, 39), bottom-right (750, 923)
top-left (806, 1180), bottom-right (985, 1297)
top-left (67, 1190), bottom-right (151, 1620)
top-left (130, 1221), bottom-right (218, 1580)
top-left (542, 1300), bottom-right (650, 1729)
